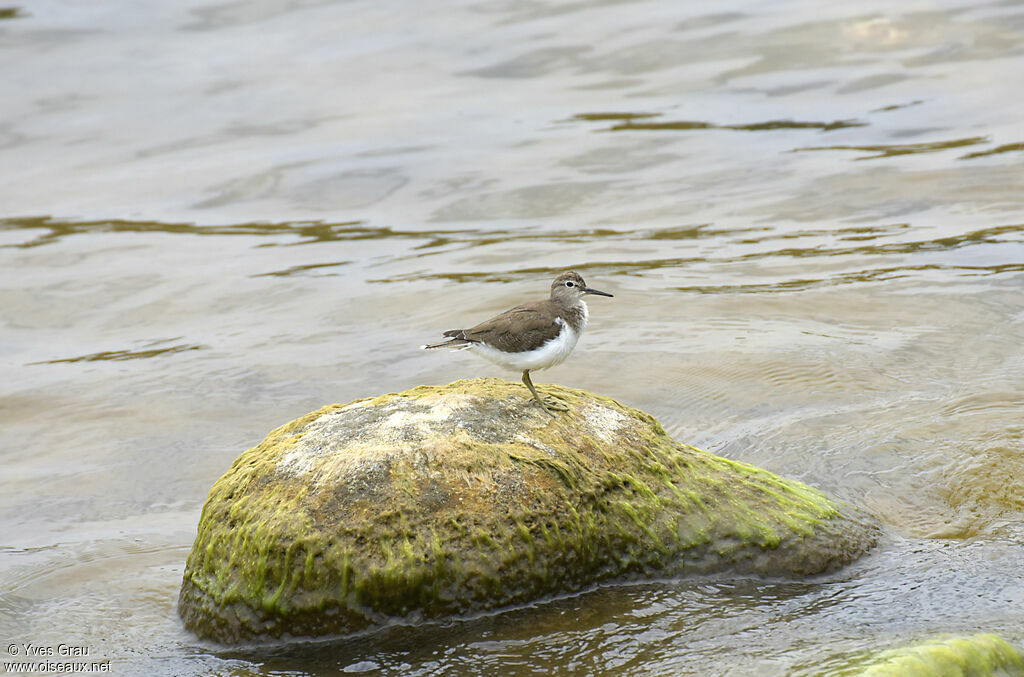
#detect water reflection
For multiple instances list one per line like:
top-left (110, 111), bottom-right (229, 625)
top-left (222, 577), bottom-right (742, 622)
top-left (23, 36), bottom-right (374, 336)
top-left (7, 214), bottom-right (1017, 297)
top-left (0, 217), bottom-right (440, 248)
top-left (962, 142), bottom-right (1024, 160)
top-left (30, 340), bottom-right (205, 364)
top-left (572, 113), bottom-right (867, 133)
top-left (871, 100), bottom-right (923, 113)
top-left (216, 578), bottom-right (831, 675)
top-left (252, 260), bottom-right (354, 278)
top-left (793, 135), bottom-right (989, 160)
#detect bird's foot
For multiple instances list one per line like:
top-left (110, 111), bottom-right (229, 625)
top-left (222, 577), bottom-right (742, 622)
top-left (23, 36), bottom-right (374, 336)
top-left (522, 371), bottom-right (569, 415)
top-left (538, 395), bottom-right (569, 414)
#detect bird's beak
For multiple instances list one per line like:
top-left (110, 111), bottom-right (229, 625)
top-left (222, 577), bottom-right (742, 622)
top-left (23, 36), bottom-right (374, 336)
top-left (583, 287), bottom-right (614, 297)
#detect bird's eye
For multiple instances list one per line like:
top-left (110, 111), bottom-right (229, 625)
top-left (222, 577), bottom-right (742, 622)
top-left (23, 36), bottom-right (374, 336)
top-left (565, 281), bottom-right (575, 287)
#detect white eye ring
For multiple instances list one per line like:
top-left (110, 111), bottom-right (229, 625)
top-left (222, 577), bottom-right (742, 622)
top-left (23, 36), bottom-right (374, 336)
top-left (566, 281), bottom-right (575, 287)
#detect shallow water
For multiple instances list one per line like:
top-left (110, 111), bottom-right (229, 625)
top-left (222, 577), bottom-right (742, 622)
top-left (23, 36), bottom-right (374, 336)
top-left (2, 0), bottom-right (1023, 674)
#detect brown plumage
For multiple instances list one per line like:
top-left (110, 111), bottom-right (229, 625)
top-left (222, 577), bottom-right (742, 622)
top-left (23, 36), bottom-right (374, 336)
top-left (430, 301), bottom-right (579, 353)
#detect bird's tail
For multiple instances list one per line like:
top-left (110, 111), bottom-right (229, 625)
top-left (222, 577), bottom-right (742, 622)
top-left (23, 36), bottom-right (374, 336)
top-left (420, 338), bottom-right (474, 350)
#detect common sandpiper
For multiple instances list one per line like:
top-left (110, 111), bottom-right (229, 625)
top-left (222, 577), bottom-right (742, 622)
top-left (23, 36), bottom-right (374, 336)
top-left (421, 271), bottom-right (614, 414)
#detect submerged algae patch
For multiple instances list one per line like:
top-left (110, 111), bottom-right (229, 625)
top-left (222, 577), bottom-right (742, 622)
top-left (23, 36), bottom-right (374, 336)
top-left (179, 378), bottom-right (879, 643)
top-left (830, 634), bottom-right (1024, 677)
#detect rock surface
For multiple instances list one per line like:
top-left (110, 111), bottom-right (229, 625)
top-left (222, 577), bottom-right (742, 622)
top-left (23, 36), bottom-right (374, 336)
top-left (841, 634), bottom-right (1024, 676)
top-left (179, 378), bottom-right (879, 643)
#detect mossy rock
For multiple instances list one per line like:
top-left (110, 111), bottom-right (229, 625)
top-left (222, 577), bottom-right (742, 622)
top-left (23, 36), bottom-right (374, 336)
top-left (178, 378), bottom-right (879, 643)
top-left (837, 634), bottom-right (1024, 676)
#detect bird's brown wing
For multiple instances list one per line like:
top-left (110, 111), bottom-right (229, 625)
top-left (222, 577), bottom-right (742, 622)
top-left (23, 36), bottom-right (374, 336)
top-left (444, 301), bottom-right (561, 353)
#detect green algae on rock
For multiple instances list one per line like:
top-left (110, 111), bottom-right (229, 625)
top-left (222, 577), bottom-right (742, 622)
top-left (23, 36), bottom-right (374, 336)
top-left (178, 378), bottom-right (878, 643)
top-left (837, 634), bottom-right (1024, 677)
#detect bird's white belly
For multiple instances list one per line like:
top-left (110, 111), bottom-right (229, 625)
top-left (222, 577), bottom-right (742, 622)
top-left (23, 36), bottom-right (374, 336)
top-left (471, 320), bottom-right (580, 372)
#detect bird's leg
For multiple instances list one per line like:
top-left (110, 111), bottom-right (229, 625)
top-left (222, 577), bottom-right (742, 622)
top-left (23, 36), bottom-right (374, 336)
top-left (522, 370), bottom-right (558, 415)
top-left (522, 370), bottom-right (568, 414)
